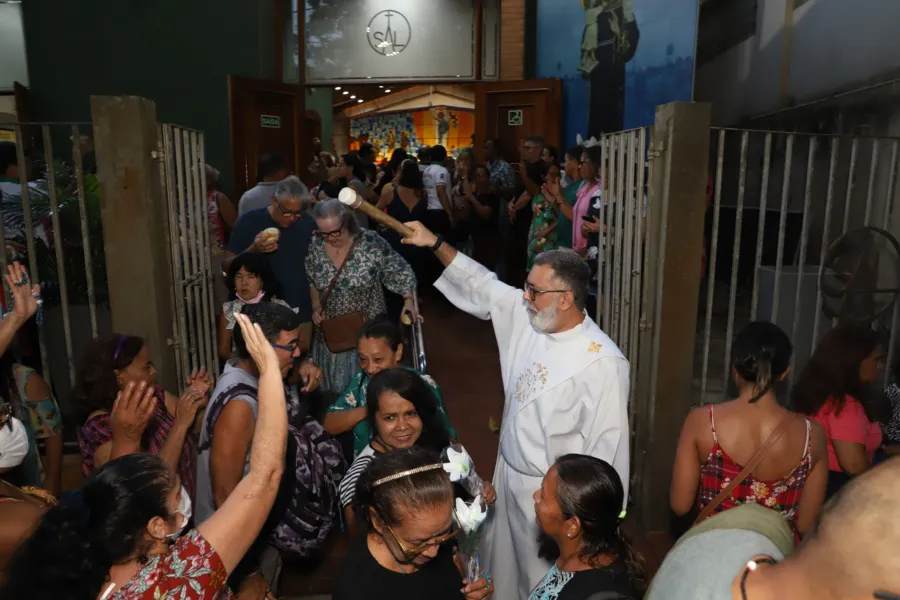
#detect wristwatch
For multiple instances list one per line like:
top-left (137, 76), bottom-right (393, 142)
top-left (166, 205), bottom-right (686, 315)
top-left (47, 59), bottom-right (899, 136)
top-left (430, 235), bottom-right (444, 252)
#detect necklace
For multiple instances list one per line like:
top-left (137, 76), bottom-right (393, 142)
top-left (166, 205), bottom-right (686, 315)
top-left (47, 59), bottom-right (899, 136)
top-left (739, 557), bottom-right (776, 599)
top-left (389, 547), bottom-right (409, 574)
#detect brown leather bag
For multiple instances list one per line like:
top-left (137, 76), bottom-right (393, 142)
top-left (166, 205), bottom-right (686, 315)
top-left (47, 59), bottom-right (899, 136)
top-left (318, 235), bottom-right (367, 353)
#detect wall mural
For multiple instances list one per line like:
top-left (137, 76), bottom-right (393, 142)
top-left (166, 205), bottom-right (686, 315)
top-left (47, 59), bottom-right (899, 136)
top-left (349, 107), bottom-right (475, 161)
top-left (537, 0), bottom-right (698, 145)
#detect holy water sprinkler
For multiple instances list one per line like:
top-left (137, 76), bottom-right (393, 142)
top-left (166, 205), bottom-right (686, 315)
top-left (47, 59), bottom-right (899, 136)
top-left (338, 187), bottom-right (415, 238)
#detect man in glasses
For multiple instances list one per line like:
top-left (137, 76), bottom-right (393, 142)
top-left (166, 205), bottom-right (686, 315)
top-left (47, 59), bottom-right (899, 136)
top-left (226, 176), bottom-right (316, 346)
top-left (195, 301), bottom-right (325, 598)
top-left (401, 221), bottom-right (629, 600)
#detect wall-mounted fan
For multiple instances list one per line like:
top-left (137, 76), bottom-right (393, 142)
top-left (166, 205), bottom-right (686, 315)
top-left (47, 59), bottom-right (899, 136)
top-left (819, 226), bottom-right (900, 324)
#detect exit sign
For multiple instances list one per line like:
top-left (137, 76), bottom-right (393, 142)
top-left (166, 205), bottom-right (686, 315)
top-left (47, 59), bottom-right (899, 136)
top-left (261, 115), bottom-right (281, 129)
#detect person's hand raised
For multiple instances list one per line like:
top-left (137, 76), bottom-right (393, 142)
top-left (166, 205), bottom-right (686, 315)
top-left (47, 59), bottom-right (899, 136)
top-left (174, 388), bottom-right (207, 428)
top-left (235, 313), bottom-right (279, 376)
top-left (400, 221), bottom-right (438, 249)
top-left (186, 367), bottom-right (213, 396)
top-left (4, 262), bottom-right (40, 323)
top-left (110, 381), bottom-right (157, 447)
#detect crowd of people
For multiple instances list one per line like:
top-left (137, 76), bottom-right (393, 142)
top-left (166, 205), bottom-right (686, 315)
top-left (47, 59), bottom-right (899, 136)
top-left (0, 131), bottom-right (898, 600)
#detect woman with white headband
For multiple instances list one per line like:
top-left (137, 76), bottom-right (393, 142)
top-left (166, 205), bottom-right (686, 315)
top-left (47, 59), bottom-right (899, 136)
top-left (335, 447), bottom-right (494, 600)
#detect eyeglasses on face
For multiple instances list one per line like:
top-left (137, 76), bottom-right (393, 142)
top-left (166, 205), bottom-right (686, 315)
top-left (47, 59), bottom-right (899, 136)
top-left (524, 282), bottom-right (568, 301)
top-left (383, 518), bottom-right (460, 559)
top-left (314, 227), bottom-right (344, 238)
top-left (271, 341), bottom-right (300, 354)
top-left (275, 201), bottom-right (304, 217)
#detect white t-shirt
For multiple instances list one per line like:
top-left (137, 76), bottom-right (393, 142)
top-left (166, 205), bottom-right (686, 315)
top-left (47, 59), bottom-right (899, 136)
top-left (422, 164), bottom-right (450, 211)
top-left (339, 444), bottom-right (377, 509)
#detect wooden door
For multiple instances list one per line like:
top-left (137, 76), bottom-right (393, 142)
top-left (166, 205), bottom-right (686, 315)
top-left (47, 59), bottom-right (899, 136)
top-left (473, 79), bottom-right (563, 163)
top-left (228, 76), bottom-right (307, 197)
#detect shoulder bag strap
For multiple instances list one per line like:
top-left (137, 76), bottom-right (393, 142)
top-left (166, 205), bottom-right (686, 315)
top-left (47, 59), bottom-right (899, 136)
top-left (319, 234), bottom-right (363, 309)
top-left (694, 412), bottom-right (797, 526)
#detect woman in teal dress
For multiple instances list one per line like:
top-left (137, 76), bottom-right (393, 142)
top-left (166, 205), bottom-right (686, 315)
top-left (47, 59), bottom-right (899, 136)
top-left (306, 199), bottom-right (418, 394)
top-left (554, 145), bottom-right (585, 249)
top-left (323, 318), bottom-right (456, 458)
top-left (527, 163), bottom-right (563, 270)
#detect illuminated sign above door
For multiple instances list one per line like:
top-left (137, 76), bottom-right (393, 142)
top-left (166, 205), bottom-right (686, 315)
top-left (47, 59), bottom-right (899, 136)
top-left (260, 115), bottom-right (281, 129)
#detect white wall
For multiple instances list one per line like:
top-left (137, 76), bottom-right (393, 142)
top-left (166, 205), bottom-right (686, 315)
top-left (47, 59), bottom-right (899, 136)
top-left (0, 3), bottom-right (28, 90)
top-left (696, 0), bottom-right (900, 125)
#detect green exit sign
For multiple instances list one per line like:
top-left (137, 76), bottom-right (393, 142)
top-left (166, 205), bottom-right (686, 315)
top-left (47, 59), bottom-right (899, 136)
top-left (261, 115), bottom-right (281, 129)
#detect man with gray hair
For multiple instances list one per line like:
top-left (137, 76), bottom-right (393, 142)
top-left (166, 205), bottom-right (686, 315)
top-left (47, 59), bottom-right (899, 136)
top-left (402, 222), bottom-right (629, 600)
top-left (226, 176), bottom-right (316, 343)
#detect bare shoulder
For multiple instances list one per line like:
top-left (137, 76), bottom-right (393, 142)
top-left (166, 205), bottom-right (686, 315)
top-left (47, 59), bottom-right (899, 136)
top-left (24, 371), bottom-right (53, 401)
top-left (682, 405), bottom-right (710, 435)
top-left (806, 417), bottom-right (828, 461)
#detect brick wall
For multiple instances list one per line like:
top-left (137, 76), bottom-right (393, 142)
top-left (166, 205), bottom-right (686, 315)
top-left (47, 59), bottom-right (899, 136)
top-left (500, 0), bottom-right (525, 80)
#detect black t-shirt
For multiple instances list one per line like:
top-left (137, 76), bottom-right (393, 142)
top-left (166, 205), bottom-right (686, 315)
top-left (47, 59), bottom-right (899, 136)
top-left (532, 563), bottom-right (636, 600)
top-left (333, 539), bottom-right (465, 600)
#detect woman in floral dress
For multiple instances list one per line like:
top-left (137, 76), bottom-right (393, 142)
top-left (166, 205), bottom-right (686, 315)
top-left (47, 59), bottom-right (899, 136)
top-left (669, 322), bottom-right (828, 543)
top-left (1, 314), bottom-right (288, 599)
top-left (526, 163), bottom-right (562, 270)
top-left (306, 198), bottom-right (417, 394)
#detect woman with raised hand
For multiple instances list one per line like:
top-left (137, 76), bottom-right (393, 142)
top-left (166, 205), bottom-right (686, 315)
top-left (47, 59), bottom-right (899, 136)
top-left (0, 313), bottom-right (287, 600)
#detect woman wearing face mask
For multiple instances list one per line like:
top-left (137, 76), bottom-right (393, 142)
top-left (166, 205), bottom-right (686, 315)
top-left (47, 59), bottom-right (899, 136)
top-left (0, 313), bottom-right (288, 600)
top-left (335, 447), bottom-right (494, 600)
top-left (0, 414), bottom-right (51, 569)
top-left (324, 317), bottom-right (456, 459)
top-left (217, 252), bottom-right (291, 361)
top-left (76, 334), bottom-right (214, 500)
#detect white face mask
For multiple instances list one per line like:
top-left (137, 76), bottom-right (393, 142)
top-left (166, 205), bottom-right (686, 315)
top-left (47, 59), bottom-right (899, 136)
top-left (0, 416), bottom-right (28, 470)
top-left (167, 486), bottom-right (192, 540)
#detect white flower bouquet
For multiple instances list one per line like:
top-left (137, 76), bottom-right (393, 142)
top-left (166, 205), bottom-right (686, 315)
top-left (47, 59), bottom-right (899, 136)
top-left (443, 444), bottom-right (488, 583)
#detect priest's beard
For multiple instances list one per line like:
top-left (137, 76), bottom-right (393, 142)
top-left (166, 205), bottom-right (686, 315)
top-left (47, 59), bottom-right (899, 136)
top-left (528, 302), bottom-right (559, 333)
top-left (536, 530), bottom-right (561, 561)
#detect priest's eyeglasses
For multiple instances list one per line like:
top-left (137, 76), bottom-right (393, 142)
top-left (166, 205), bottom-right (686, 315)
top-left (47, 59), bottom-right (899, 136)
top-left (383, 519), bottom-right (460, 559)
top-left (524, 282), bottom-right (569, 300)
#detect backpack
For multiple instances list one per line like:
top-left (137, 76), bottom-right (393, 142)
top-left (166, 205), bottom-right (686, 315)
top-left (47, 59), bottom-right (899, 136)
top-left (266, 414), bottom-right (346, 557)
top-left (201, 379), bottom-right (346, 559)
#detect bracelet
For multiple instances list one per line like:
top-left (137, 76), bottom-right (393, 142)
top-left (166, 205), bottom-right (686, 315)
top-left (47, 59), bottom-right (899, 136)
top-left (430, 235), bottom-right (444, 252)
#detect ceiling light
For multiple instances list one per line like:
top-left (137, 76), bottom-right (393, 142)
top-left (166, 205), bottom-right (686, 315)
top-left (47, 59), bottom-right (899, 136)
top-left (342, 90), bottom-right (349, 95)
top-left (358, 99), bottom-right (363, 103)
top-left (335, 86), bottom-right (342, 90)
top-left (384, 89), bottom-right (391, 93)
top-left (379, 85), bottom-right (384, 89)
top-left (351, 95), bottom-right (356, 99)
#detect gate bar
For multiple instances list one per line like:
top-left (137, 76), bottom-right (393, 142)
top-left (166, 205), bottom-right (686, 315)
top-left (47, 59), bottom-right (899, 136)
top-left (789, 137), bottom-right (817, 387)
top-left (863, 139), bottom-right (879, 226)
top-left (771, 134), bottom-right (794, 320)
top-left (722, 131), bottom-right (748, 392)
top-left (749, 133), bottom-right (773, 321)
top-left (811, 138), bottom-right (840, 348)
top-left (699, 129), bottom-right (725, 404)
top-left (72, 125), bottom-right (99, 338)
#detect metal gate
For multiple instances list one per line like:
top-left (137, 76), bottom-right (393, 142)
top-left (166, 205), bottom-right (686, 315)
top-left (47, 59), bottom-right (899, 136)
top-left (159, 124), bottom-right (218, 385)
top-left (696, 128), bottom-right (900, 404)
top-left (590, 127), bottom-right (655, 402)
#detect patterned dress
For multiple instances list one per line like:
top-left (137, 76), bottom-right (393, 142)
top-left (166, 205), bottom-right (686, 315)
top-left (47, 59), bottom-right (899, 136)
top-left (7, 364), bottom-right (63, 488)
top-left (327, 366), bottom-right (457, 458)
top-left (305, 230), bottom-right (416, 393)
top-left (697, 405), bottom-right (812, 543)
top-left (80, 387), bottom-right (198, 500)
top-left (105, 529), bottom-right (233, 599)
top-left (527, 193), bottom-right (559, 270)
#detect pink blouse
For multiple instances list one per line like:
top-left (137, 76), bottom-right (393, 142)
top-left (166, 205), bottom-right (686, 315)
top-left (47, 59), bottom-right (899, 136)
top-left (813, 395), bottom-right (883, 472)
top-left (572, 180), bottom-right (600, 250)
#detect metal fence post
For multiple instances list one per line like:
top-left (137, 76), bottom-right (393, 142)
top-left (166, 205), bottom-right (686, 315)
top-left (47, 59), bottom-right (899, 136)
top-left (90, 96), bottom-right (178, 393)
top-left (632, 102), bottom-right (712, 532)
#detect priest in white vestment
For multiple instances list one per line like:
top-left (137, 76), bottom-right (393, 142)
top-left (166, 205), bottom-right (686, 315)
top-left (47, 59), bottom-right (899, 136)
top-left (402, 221), bottom-right (630, 600)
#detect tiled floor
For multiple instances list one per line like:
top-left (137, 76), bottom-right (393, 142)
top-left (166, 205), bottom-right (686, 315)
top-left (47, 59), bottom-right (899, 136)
top-left (279, 292), bottom-right (506, 596)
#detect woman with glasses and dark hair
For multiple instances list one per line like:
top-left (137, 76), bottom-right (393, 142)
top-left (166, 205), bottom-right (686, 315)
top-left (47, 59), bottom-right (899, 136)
top-left (75, 333), bottom-right (214, 500)
top-left (306, 198), bottom-right (418, 394)
top-left (217, 252), bottom-right (291, 361)
top-left (335, 447), bottom-right (494, 600)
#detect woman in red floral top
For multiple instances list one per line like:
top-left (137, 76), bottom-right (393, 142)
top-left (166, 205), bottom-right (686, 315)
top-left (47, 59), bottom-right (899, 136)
top-left (670, 322), bottom-right (828, 542)
top-left (1, 314), bottom-right (288, 600)
top-left (75, 334), bottom-right (213, 500)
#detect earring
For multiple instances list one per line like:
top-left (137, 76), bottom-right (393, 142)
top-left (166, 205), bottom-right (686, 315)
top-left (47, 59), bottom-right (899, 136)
top-left (567, 533), bottom-right (573, 539)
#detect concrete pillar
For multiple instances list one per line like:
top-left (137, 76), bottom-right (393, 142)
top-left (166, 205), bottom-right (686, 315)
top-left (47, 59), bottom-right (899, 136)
top-left (633, 102), bottom-right (712, 531)
top-left (90, 96), bottom-right (178, 393)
